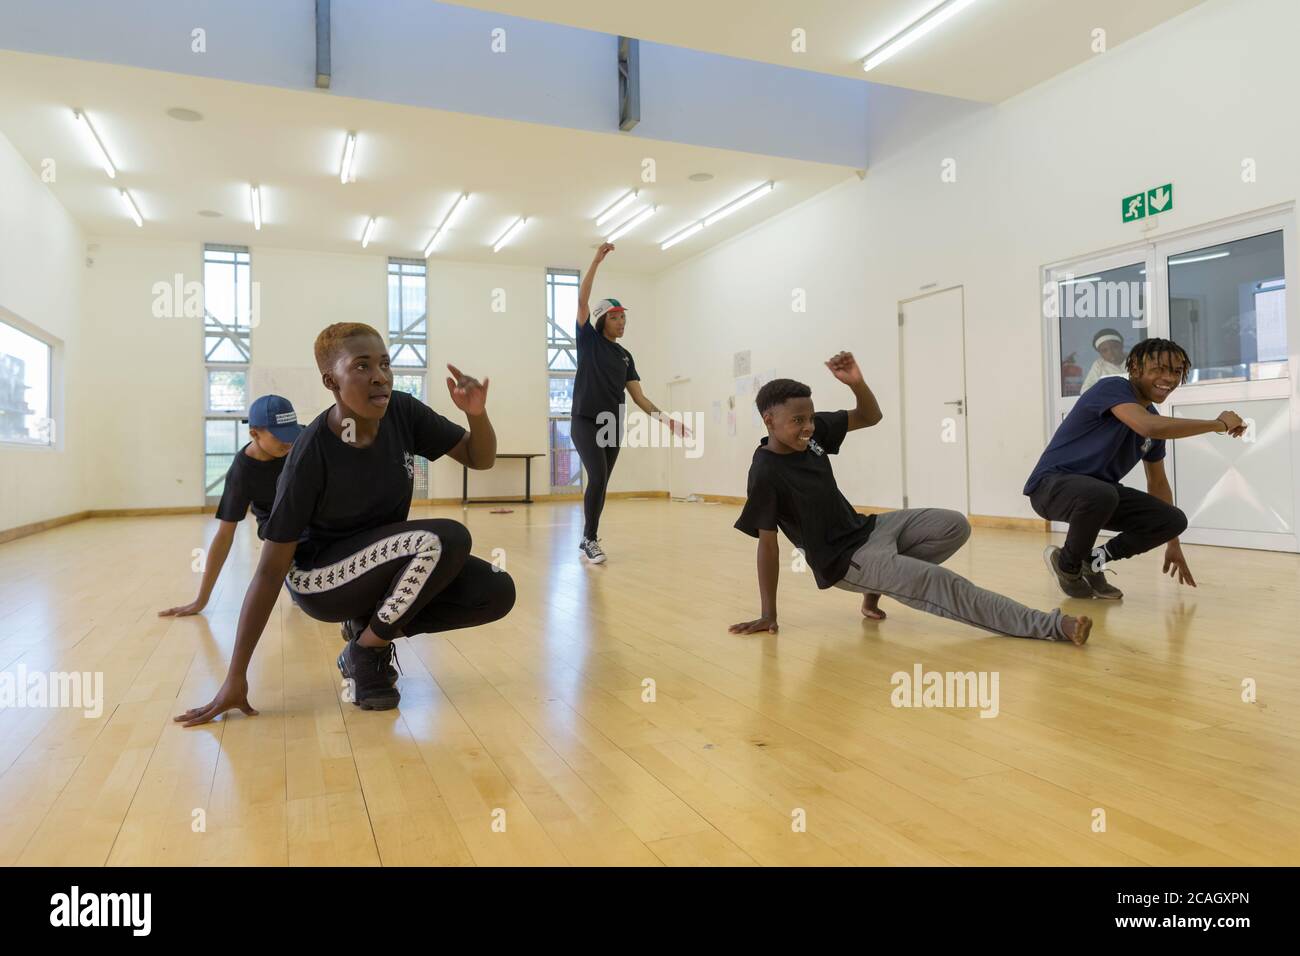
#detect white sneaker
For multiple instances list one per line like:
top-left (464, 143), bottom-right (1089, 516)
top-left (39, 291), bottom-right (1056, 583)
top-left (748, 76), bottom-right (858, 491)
top-left (580, 538), bottom-right (607, 564)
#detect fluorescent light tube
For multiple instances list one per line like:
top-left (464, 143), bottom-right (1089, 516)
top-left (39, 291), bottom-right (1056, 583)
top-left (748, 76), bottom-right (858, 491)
top-left (73, 108), bottom-right (116, 179)
top-left (492, 216), bottom-right (526, 252)
top-left (425, 192), bottom-right (470, 257)
top-left (119, 189), bottom-right (142, 227)
top-left (702, 181), bottom-right (774, 227)
top-left (607, 205), bottom-right (657, 242)
top-left (862, 0), bottom-right (981, 73)
top-left (596, 190), bottom-right (637, 227)
top-left (340, 132), bottom-right (357, 184)
top-left (660, 222), bottom-right (704, 251)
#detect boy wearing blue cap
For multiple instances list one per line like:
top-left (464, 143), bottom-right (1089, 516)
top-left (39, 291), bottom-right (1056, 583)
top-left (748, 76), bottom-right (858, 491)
top-left (159, 395), bottom-right (305, 617)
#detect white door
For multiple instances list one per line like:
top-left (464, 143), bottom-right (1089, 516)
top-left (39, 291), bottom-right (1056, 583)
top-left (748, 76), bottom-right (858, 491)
top-left (1157, 214), bottom-right (1297, 552)
top-left (900, 286), bottom-right (969, 513)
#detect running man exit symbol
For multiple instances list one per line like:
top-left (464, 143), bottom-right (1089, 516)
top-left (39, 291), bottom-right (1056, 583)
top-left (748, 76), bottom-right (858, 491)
top-left (1123, 183), bottom-right (1174, 223)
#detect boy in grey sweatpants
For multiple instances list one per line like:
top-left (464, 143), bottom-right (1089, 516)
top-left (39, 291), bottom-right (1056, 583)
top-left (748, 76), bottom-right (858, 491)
top-left (730, 352), bottom-right (1091, 645)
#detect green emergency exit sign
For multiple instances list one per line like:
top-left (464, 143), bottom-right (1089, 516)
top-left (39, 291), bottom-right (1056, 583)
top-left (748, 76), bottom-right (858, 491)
top-left (1123, 183), bottom-right (1174, 223)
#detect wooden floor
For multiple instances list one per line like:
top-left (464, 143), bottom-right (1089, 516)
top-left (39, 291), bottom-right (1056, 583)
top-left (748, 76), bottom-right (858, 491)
top-left (1, 499), bottom-right (1298, 866)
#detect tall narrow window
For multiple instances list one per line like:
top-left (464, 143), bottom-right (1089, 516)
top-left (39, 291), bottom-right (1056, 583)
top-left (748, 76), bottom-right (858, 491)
top-left (389, 258), bottom-right (429, 497)
top-left (203, 244), bottom-right (251, 502)
top-left (547, 268), bottom-right (582, 492)
top-left (0, 318), bottom-right (53, 446)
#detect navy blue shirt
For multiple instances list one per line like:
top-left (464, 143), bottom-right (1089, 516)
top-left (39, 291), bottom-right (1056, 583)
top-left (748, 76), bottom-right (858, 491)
top-left (1023, 376), bottom-right (1166, 495)
top-left (572, 318), bottom-right (639, 420)
top-left (735, 410), bottom-right (877, 589)
top-left (214, 444), bottom-right (285, 538)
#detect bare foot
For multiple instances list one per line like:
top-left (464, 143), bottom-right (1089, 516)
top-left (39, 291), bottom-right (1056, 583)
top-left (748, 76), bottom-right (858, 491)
top-left (861, 594), bottom-right (887, 621)
top-left (1061, 614), bottom-right (1092, 646)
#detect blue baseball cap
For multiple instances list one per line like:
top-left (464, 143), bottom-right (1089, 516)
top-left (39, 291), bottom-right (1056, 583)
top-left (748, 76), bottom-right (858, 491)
top-left (245, 394), bottom-right (304, 442)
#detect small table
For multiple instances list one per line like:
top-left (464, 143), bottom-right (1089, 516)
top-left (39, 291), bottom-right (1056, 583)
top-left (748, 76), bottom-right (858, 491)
top-left (462, 453), bottom-right (544, 504)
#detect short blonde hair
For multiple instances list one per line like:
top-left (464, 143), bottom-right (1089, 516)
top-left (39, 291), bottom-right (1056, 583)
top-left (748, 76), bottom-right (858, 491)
top-left (314, 322), bottom-right (383, 372)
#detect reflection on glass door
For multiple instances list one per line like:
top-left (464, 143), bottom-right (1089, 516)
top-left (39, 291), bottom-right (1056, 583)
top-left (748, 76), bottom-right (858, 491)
top-left (1159, 221), bottom-right (1295, 551)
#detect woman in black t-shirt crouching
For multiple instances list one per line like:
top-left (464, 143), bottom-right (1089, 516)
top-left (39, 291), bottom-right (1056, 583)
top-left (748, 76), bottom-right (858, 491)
top-left (175, 322), bottom-right (515, 722)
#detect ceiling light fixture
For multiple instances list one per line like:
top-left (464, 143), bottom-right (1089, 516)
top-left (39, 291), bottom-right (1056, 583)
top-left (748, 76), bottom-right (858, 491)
top-left (607, 205), bottom-right (657, 242)
top-left (595, 190), bottom-right (638, 228)
top-left (250, 185), bottom-right (262, 231)
top-left (340, 132), bottom-right (357, 184)
top-left (660, 181), bottom-right (775, 251)
top-left (862, 0), bottom-right (981, 73)
top-left (492, 217), bottom-right (527, 253)
top-left (72, 108), bottom-right (116, 179)
top-left (424, 192), bottom-right (471, 258)
top-left (119, 189), bottom-right (142, 227)
top-left (361, 216), bottom-right (376, 248)
top-left (660, 222), bottom-right (704, 251)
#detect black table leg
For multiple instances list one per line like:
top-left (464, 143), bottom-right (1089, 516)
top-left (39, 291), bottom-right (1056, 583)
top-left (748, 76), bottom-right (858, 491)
top-left (462, 464), bottom-right (468, 504)
top-left (524, 458), bottom-right (532, 503)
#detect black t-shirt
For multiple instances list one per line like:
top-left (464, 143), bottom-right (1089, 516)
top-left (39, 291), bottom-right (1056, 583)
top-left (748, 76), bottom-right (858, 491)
top-left (572, 317), bottom-right (640, 419)
top-left (214, 445), bottom-right (285, 538)
top-left (262, 390), bottom-right (467, 567)
top-left (734, 410), bottom-right (877, 589)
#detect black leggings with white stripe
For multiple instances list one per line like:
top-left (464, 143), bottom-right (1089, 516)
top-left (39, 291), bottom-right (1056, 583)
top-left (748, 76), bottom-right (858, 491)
top-left (285, 519), bottom-right (515, 641)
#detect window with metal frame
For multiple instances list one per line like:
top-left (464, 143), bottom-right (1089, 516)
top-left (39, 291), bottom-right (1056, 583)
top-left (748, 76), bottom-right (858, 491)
top-left (0, 318), bottom-right (53, 446)
top-left (546, 268), bottom-right (582, 492)
top-left (389, 259), bottom-right (430, 497)
top-left (203, 243), bottom-right (251, 502)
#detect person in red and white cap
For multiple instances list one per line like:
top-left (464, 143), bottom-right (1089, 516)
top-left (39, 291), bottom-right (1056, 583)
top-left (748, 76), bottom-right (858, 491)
top-left (572, 242), bottom-right (687, 564)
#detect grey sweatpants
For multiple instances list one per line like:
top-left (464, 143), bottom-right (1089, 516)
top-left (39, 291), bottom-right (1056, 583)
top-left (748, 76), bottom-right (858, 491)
top-left (833, 508), bottom-right (1067, 641)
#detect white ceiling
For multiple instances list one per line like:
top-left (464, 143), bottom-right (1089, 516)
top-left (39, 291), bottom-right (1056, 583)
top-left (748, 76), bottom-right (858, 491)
top-left (0, 51), bottom-right (854, 274)
top-left (443, 0), bottom-right (1207, 103)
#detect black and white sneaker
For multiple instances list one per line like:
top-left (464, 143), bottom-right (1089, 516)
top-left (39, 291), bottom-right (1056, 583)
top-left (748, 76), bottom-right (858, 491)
top-left (1082, 567), bottom-right (1124, 600)
top-left (337, 638), bottom-right (401, 711)
top-left (339, 617), bottom-right (399, 682)
top-left (579, 538), bottom-right (607, 564)
top-left (1043, 546), bottom-right (1093, 599)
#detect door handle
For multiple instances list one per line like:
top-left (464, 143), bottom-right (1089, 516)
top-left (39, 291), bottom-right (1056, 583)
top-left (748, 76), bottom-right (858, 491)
top-left (943, 399), bottom-right (965, 414)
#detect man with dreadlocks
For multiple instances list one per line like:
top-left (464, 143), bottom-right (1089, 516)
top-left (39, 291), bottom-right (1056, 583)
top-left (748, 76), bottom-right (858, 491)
top-left (1025, 337), bottom-right (1246, 600)
top-left (731, 352), bottom-right (1093, 646)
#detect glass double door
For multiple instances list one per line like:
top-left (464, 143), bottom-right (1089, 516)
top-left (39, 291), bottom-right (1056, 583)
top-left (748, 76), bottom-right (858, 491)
top-left (1043, 210), bottom-right (1298, 552)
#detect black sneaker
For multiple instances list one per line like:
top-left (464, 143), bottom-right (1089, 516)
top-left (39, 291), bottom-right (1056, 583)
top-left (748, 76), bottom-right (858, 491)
top-left (337, 638), bottom-right (401, 711)
top-left (339, 617), bottom-right (398, 682)
top-left (1043, 546), bottom-right (1093, 599)
top-left (1082, 567), bottom-right (1124, 600)
top-left (579, 538), bottom-right (607, 564)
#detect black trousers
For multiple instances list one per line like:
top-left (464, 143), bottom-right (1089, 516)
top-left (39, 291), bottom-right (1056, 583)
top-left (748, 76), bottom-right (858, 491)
top-left (571, 413), bottom-right (621, 540)
top-left (1029, 473), bottom-right (1188, 574)
top-left (285, 519), bottom-right (515, 641)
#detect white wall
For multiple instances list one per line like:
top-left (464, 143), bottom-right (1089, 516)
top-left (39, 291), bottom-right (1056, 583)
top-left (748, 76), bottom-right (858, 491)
top-left (0, 128), bottom-right (88, 530)
top-left (73, 236), bottom-right (666, 510)
top-left (652, 0), bottom-right (1300, 518)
